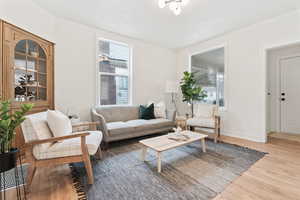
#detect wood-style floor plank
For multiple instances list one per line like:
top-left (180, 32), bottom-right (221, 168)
top-left (2, 135), bottom-right (300, 200)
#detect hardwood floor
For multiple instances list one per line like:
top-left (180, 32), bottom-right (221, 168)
top-left (215, 136), bottom-right (300, 200)
top-left (269, 132), bottom-right (300, 143)
top-left (3, 135), bottom-right (300, 200)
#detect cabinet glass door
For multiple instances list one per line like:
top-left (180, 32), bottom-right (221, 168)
top-left (14, 40), bottom-right (47, 102)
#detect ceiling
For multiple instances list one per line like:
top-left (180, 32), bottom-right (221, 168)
top-left (32, 0), bottom-right (300, 49)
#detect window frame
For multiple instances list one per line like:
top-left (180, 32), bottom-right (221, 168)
top-left (188, 44), bottom-right (228, 110)
top-left (96, 38), bottom-right (133, 106)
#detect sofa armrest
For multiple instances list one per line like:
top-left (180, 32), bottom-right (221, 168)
top-left (91, 109), bottom-right (109, 139)
top-left (166, 109), bottom-right (176, 122)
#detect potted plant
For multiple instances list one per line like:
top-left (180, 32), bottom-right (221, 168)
top-left (0, 100), bottom-right (33, 173)
top-left (180, 71), bottom-right (207, 117)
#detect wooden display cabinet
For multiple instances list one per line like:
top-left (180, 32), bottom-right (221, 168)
top-left (0, 20), bottom-right (55, 150)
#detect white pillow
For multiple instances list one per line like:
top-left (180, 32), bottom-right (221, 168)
top-left (148, 101), bottom-right (167, 119)
top-left (47, 110), bottom-right (72, 138)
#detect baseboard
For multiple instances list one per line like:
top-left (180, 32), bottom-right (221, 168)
top-left (221, 130), bottom-right (267, 143)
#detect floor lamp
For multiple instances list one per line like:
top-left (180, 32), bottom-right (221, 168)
top-left (165, 81), bottom-right (178, 115)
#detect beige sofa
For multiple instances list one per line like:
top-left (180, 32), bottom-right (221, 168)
top-left (91, 106), bottom-right (176, 145)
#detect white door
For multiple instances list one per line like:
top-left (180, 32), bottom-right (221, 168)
top-left (280, 56), bottom-right (300, 134)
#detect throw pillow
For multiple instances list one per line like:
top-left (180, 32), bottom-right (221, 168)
top-left (47, 110), bottom-right (72, 138)
top-left (148, 101), bottom-right (167, 118)
top-left (139, 103), bottom-right (155, 120)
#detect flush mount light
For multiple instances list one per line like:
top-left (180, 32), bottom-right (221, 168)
top-left (158, 0), bottom-right (189, 15)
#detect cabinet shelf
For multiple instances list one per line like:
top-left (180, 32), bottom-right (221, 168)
top-left (15, 51), bottom-right (46, 61)
top-left (15, 66), bottom-right (37, 73)
top-left (14, 66), bottom-right (47, 74)
top-left (15, 84), bottom-right (47, 88)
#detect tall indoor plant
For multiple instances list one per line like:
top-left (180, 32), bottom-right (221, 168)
top-left (0, 100), bottom-right (33, 172)
top-left (180, 71), bottom-right (207, 117)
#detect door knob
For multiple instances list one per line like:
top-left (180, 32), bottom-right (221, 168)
top-left (281, 98), bottom-right (285, 101)
top-left (281, 93), bottom-right (285, 96)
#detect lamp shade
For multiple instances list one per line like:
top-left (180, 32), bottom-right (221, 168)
top-left (165, 81), bottom-right (178, 93)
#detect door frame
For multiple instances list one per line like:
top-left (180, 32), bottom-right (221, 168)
top-left (278, 54), bottom-right (300, 133)
top-left (265, 40), bottom-right (300, 142)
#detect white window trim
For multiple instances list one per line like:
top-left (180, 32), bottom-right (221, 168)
top-left (95, 37), bottom-right (133, 106)
top-left (188, 44), bottom-right (228, 111)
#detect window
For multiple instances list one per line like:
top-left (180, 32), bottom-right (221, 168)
top-left (97, 39), bottom-right (131, 105)
top-left (191, 47), bottom-right (225, 107)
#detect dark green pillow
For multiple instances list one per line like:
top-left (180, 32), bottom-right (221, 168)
top-left (139, 103), bottom-right (155, 120)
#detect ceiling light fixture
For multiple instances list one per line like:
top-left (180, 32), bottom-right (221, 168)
top-left (158, 0), bottom-right (189, 15)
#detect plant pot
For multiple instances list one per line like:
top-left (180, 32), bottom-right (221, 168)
top-left (0, 148), bottom-right (19, 173)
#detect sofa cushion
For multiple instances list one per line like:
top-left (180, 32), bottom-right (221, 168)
top-left (107, 118), bottom-right (174, 137)
top-left (125, 119), bottom-right (148, 127)
top-left (145, 118), bottom-right (175, 129)
top-left (139, 104), bottom-right (155, 120)
top-left (127, 118), bottom-right (174, 132)
top-left (106, 121), bottom-right (135, 136)
top-left (187, 117), bottom-right (215, 128)
top-left (94, 106), bottom-right (139, 123)
top-left (148, 101), bottom-right (167, 119)
top-left (33, 131), bottom-right (102, 160)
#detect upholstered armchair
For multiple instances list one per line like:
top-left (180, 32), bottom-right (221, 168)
top-left (21, 112), bottom-right (103, 191)
top-left (186, 104), bottom-right (221, 143)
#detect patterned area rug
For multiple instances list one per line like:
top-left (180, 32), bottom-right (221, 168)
top-left (0, 164), bottom-right (27, 191)
top-left (71, 136), bottom-right (266, 200)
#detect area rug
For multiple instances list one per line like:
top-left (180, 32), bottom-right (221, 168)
top-left (0, 164), bottom-right (27, 191)
top-left (71, 137), bottom-right (266, 200)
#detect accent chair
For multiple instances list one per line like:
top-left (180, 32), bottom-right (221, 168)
top-left (186, 103), bottom-right (221, 143)
top-left (21, 112), bottom-right (102, 191)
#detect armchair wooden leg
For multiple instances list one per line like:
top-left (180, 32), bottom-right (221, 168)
top-left (83, 154), bottom-right (94, 184)
top-left (214, 127), bottom-right (218, 143)
top-left (214, 125), bottom-right (221, 143)
top-left (81, 136), bottom-right (94, 184)
top-left (95, 147), bottom-right (103, 160)
top-left (26, 164), bottom-right (36, 191)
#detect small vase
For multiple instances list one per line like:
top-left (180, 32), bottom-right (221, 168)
top-left (0, 148), bottom-right (18, 173)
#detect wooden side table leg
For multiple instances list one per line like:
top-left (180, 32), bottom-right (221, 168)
top-left (141, 146), bottom-right (148, 161)
top-left (157, 152), bottom-right (162, 173)
top-left (201, 139), bottom-right (206, 153)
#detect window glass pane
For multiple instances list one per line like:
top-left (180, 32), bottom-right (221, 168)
top-left (15, 54), bottom-right (26, 68)
top-left (28, 40), bottom-right (39, 56)
top-left (191, 47), bottom-right (225, 107)
top-left (39, 46), bottom-right (46, 59)
top-left (27, 57), bottom-right (37, 71)
top-left (100, 75), bottom-right (129, 105)
top-left (15, 40), bottom-right (27, 54)
top-left (99, 60), bottom-right (128, 75)
top-left (99, 39), bottom-right (130, 105)
top-left (217, 73), bottom-right (224, 107)
top-left (99, 40), bottom-right (129, 74)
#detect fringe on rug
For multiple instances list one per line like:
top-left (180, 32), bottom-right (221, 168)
top-left (69, 164), bottom-right (87, 200)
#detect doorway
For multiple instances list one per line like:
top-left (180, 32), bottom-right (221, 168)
top-left (267, 43), bottom-right (300, 142)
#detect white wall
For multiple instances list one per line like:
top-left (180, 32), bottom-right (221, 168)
top-left (176, 10), bottom-right (300, 142)
top-left (1, 0), bottom-right (177, 120)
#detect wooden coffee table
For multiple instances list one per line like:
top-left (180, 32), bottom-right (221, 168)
top-left (139, 131), bottom-right (208, 173)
